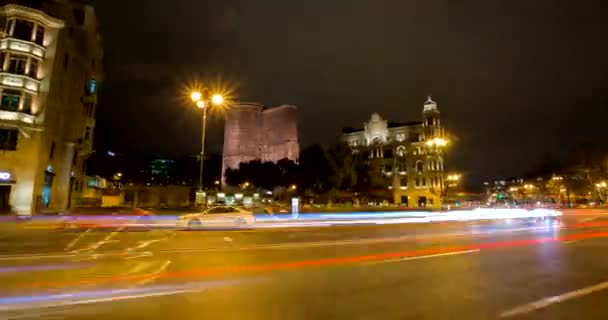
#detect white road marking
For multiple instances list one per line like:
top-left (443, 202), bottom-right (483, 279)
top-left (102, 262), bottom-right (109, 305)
top-left (70, 227), bottom-right (124, 254)
top-left (0, 279), bottom-right (254, 312)
top-left (499, 280), bottom-right (608, 318)
top-left (123, 251), bottom-right (153, 260)
top-left (0, 224), bottom-right (564, 262)
top-left (64, 229), bottom-right (92, 251)
top-left (136, 260), bottom-right (172, 285)
top-left (364, 249), bottom-right (480, 265)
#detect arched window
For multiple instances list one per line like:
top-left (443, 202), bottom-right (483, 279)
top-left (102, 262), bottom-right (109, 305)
top-left (396, 146), bottom-right (406, 157)
top-left (416, 161), bottom-right (423, 173)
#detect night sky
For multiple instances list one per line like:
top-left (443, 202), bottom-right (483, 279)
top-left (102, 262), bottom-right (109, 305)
top-left (92, 0), bottom-right (608, 186)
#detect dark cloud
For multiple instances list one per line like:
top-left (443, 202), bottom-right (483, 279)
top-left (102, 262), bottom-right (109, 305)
top-left (93, 0), bottom-right (608, 186)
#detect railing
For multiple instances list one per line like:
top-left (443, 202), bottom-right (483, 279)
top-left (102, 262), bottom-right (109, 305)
top-left (0, 72), bottom-right (40, 92)
top-left (0, 37), bottom-right (45, 58)
top-left (0, 109), bottom-right (36, 124)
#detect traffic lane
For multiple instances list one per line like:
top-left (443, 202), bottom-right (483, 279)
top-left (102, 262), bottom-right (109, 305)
top-left (3, 218), bottom-right (599, 296)
top-left (0, 216), bottom-right (603, 296)
top-left (0, 216), bottom-right (592, 284)
top-left (0, 210), bottom-right (608, 255)
top-left (8, 232), bottom-right (608, 319)
top-left (0, 217), bottom-right (552, 256)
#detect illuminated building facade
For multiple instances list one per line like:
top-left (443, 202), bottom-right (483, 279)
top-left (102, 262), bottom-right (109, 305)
top-left (341, 97), bottom-right (448, 208)
top-left (223, 103), bottom-right (299, 178)
top-left (0, 1), bottom-right (102, 215)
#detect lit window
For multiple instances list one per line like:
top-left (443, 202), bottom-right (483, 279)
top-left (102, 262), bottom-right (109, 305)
top-left (0, 89), bottom-right (21, 111)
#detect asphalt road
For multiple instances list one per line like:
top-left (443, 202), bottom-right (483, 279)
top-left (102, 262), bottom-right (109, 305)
top-left (1, 212), bottom-right (608, 319)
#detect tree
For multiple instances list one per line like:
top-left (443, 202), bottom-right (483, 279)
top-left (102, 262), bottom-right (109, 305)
top-left (299, 145), bottom-right (332, 193)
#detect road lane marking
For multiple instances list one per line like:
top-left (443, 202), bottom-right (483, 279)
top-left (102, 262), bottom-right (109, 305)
top-left (136, 260), bottom-right (172, 285)
top-left (64, 229), bottom-right (92, 251)
top-left (0, 278), bottom-right (257, 312)
top-left (123, 251), bottom-right (153, 260)
top-left (364, 249), bottom-right (480, 265)
top-left (499, 280), bottom-right (608, 318)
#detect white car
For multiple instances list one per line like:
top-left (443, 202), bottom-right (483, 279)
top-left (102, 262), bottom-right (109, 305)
top-left (178, 206), bottom-right (255, 229)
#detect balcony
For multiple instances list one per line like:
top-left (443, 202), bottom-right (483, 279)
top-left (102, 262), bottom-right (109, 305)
top-left (0, 37), bottom-right (45, 58)
top-left (0, 73), bottom-right (40, 92)
top-left (0, 109), bottom-right (36, 125)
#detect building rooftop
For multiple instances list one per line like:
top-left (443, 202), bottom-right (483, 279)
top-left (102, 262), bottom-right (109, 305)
top-left (341, 121), bottom-right (422, 134)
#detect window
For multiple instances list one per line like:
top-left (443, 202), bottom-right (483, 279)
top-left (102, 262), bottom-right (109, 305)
top-left (422, 178), bottom-right (426, 186)
top-left (207, 207), bottom-right (238, 214)
top-left (0, 52), bottom-right (5, 70)
top-left (49, 141), bottom-right (55, 159)
top-left (85, 127), bottom-right (91, 140)
top-left (12, 20), bottom-right (33, 41)
top-left (34, 26), bottom-right (44, 46)
top-left (4, 19), bottom-right (14, 35)
top-left (415, 178), bottom-right (420, 187)
top-left (8, 54), bottom-right (27, 75)
top-left (22, 93), bottom-right (32, 114)
top-left (73, 9), bottom-right (85, 26)
top-left (28, 59), bottom-right (39, 78)
top-left (410, 133), bottom-right (420, 142)
top-left (0, 129), bottom-right (18, 150)
top-left (397, 158), bottom-right (407, 172)
top-left (1, 89), bottom-right (21, 111)
top-left (384, 149), bottom-right (393, 159)
top-left (396, 146), bottom-right (406, 157)
top-left (416, 161), bottom-right (424, 173)
top-left (384, 164), bottom-right (392, 172)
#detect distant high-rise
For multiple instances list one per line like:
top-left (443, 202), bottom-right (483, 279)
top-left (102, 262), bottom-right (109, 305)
top-left (223, 103), bottom-right (299, 179)
top-left (0, 0), bottom-right (103, 215)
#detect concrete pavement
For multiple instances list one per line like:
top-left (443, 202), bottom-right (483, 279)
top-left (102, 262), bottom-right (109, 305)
top-left (1, 213), bottom-right (608, 319)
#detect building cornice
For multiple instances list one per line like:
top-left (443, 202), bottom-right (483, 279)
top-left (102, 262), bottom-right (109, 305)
top-left (0, 4), bottom-right (65, 29)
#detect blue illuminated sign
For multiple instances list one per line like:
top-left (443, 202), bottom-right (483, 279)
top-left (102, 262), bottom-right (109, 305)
top-left (88, 79), bottom-right (97, 95)
top-left (0, 172), bottom-right (11, 181)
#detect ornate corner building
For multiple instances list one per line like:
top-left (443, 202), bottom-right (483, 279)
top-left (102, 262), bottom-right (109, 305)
top-left (0, 0), bottom-right (102, 215)
top-left (341, 97), bottom-right (448, 208)
top-left (222, 103), bottom-right (299, 178)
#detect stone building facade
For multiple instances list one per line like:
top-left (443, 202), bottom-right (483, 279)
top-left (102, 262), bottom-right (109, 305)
top-left (341, 97), bottom-right (447, 208)
top-left (223, 103), bottom-right (299, 178)
top-left (0, 0), bottom-right (102, 215)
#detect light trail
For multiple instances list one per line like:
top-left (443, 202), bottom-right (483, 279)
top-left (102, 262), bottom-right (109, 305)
top-left (21, 230), bottom-right (608, 290)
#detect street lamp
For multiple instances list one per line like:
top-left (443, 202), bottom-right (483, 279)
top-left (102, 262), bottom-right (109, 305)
top-left (190, 89), bottom-right (225, 203)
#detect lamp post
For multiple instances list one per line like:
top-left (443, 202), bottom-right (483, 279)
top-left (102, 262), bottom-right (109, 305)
top-left (190, 89), bottom-right (224, 205)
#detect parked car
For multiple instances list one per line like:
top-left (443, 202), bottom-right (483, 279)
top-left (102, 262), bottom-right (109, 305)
top-left (178, 206), bottom-right (255, 229)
